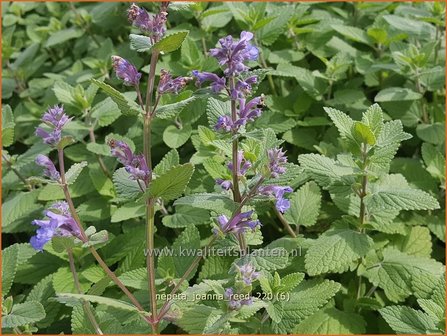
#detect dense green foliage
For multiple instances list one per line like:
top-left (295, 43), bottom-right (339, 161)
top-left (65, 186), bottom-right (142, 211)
top-left (2, 2), bottom-right (445, 334)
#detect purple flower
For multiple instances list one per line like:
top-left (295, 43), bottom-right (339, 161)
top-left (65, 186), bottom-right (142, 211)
top-left (258, 185), bottom-right (293, 213)
top-left (35, 154), bottom-right (60, 181)
top-left (216, 178), bottom-right (232, 190)
top-left (108, 139), bottom-right (150, 184)
top-left (128, 3), bottom-right (168, 41)
top-left (158, 69), bottom-right (191, 94)
top-left (232, 76), bottom-right (258, 99)
top-left (236, 95), bottom-right (264, 127)
top-left (214, 115), bottom-right (234, 132)
top-left (267, 148), bottom-right (288, 178)
top-left (209, 31), bottom-right (259, 76)
top-left (224, 287), bottom-right (254, 310)
top-left (30, 201), bottom-right (80, 251)
top-left (111, 56), bottom-right (141, 86)
top-left (35, 105), bottom-right (71, 146)
top-left (237, 263), bottom-right (260, 286)
top-left (217, 210), bottom-right (261, 234)
top-left (192, 71), bottom-right (226, 93)
top-left (227, 151), bottom-right (251, 177)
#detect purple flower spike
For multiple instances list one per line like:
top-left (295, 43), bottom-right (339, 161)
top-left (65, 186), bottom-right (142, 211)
top-left (192, 71), bottom-right (226, 93)
top-left (111, 56), bottom-right (142, 86)
top-left (267, 147), bottom-right (288, 178)
top-left (158, 69), bottom-right (191, 94)
top-left (237, 263), bottom-right (260, 286)
top-left (232, 76), bottom-right (258, 99)
top-left (209, 31), bottom-right (259, 76)
top-left (227, 151), bottom-right (251, 177)
top-left (35, 105), bottom-right (71, 146)
top-left (35, 154), bottom-right (60, 181)
top-left (258, 185), bottom-right (293, 213)
top-left (128, 3), bottom-right (168, 41)
top-left (214, 115), bottom-right (234, 132)
top-left (108, 139), bottom-right (150, 184)
top-left (217, 210), bottom-right (261, 234)
top-left (30, 201), bottom-right (80, 251)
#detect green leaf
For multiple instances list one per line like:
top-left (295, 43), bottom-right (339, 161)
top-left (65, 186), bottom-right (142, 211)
top-left (111, 202), bottom-right (145, 223)
top-left (299, 154), bottom-right (354, 187)
top-left (331, 24), bottom-right (372, 45)
top-left (272, 279), bottom-right (341, 333)
top-left (324, 107), bottom-right (354, 141)
top-left (294, 307), bottom-right (366, 334)
top-left (305, 226), bottom-right (374, 276)
top-left (237, 247), bottom-right (289, 271)
top-left (391, 226), bottom-right (432, 257)
top-left (257, 5), bottom-right (294, 46)
top-left (353, 121), bottom-right (376, 145)
top-left (362, 248), bottom-right (444, 302)
top-left (416, 123), bottom-right (445, 145)
top-left (56, 293), bottom-right (143, 314)
top-left (65, 161), bottom-right (88, 185)
top-left (2, 244), bottom-right (19, 297)
top-left (163, 124), bottom-right (192, 149)
top-left (375, 87), bottom-right (423, 102)
top-left (156, 96), bottom-right (197, 119)
top-left (2, 301), bottom-right (46, 328)
top-left (206, 97), bottom-right (231, 129)
top-left (175, 304), bottom-right (215, 334)
top-left (361, 103), bottom-right (384, 137)
top-left (2, 104), bottom-right (15, 147)
top-left (152, 30), bottom-right (188, 53)
top-left (148, 164), bottom-right (194, 202)
top-left (284, 181), bottom-right (321, 228)
top-left (174, 193), bottom-right (240, 215)
top-left (153, 149), bottom-right (180, 176)
top-left (45, 28), bottom-right (83, 48)
top-left (380, 306), bottom-right (438, 334)
top-left (113, 168), bottom-right (143, 200)
top-left (129, 34), bottom-right (152, 52)
top-left (162, 205), bottom-right (210, 228)
top-left (280, 272), bottom-right (305, 293)
top-left (91, 79), bottom-right (141, 116)
top-left (2, 191), bottom-right (41, 229)
top-left (422, 143), bottom-right (445, 181)
top-left (366, 174), bottom-right (440, 211)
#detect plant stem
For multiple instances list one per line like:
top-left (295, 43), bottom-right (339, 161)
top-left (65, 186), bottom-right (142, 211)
top-left (67, 249), bottom-right (103, 335)
top-left (57, 149), bottom-right (151, 325)
top-left (146, 198), bottom-right (158, 332)
top-left (229, 76), bottom-right (247, 254)
top-left (357, 143), bottom-right (369, 300)
top-left (274, 207), bottom-right (297, 238)
top-left (157, 178), bottom-right (264, 322)
top-left (143, 50), bottom-right (161, 333)
top-left (2, 153), bottom-right (31, 190)
top-left (414, 69), bottom-right (429, 123)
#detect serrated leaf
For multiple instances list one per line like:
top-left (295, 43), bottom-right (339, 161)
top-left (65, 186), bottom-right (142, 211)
top-left (152, 30), bottom-right (188, 53)
top-left (162, 205), bottom-right (210, 228)
top-left (284, 181), bottom-right (321, 228)
top-left (148, 164), bottom-right (194, 202)
top-left (153, 149), bottom-right (180, 176)
top-left (422, 143), bottom-right (445, 181)
top-left (299, 154), bottom-right (354, 187)
top-left (324, 107), bottom-right (354, 140)
top-left (331, 24), bottom-right (372, 45)
top-left (2, 244), bottom-right (19, 297)
top-left (163, 124), bottom-right (192, 149)
top-left (2, 301), bottom-right (46, 328)
top-left (294, 307), bottom-right (366, 334)
top-left (91, 79), bottom-right (141, 116)
top-left (305, 226), bottom-right (373, 276)
top-left (65, 161), bottom-right (88, 185)
top-left (156, 96), bottom-right (197, 119)
top-left (129, 34), bottom-right (152, 52)
top-left (206, 97), bottom-right (231, 129)
top-left (2, 191), bottom-right (41, 229)
top-left (236, 247), bottom-right (288, 271)
top-left (56, 293), bottom-right (143, 313)
top-left (362, 248), bottom-right (444, 302)
top-left (2, 104), bottom-right (15, 147)
top-left (366, 174), bottom-right (440, 211)
top-left (174, 193), bottom-right (237, 213)
top-left (113, 167), bottom-right (143, 200)
top-left (272, 279), bottom-right (341, 333)
top-left (380, 306), bottom-right (439, 334)
top-left (375, 87), bottom-right (422, 102)
top-left (353, 121), bottom-right (376, 145)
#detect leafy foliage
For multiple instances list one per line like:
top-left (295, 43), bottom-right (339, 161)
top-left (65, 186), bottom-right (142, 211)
top-left (1, 2), bottom-right (445, 335)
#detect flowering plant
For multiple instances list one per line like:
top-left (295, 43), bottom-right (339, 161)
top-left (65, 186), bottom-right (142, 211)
top-left (2, 2), bottom-right (445, 335)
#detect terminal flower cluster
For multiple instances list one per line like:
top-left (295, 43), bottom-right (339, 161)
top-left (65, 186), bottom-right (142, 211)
top-left (127, 2), bottom-right (169, 42)
top-left (35, 105), bottom-right (71, 146)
